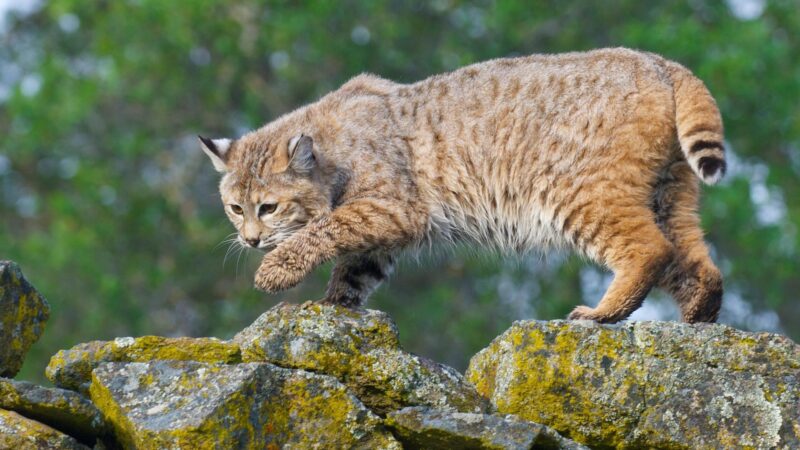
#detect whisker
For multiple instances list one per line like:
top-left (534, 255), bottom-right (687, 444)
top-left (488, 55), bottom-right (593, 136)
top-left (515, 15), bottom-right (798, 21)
top-left (215, 238), bottom-right (239, 252)
top-left (235, 245), bottom-right (246, 278)
top-left (246, 249), bottom-right (255, 277)
top-left (222, 241), bottom-right (241, 268)
top-left (214, 232), bottom-right (239, 251)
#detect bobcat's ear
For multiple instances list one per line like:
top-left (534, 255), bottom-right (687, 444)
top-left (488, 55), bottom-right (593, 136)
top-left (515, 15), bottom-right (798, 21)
top-left (287, 134), bottom-right (316, 175)
top-left (198, 136), bottom-right (231, 172)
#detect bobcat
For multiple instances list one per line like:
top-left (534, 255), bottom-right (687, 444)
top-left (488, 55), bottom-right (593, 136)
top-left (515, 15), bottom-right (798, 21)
top-left (200, 47), bottom-right (726, 323)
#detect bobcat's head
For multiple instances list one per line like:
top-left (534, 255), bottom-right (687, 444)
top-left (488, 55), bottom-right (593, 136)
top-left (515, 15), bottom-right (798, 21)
top-left (199, 132), bottom-right (330, 251)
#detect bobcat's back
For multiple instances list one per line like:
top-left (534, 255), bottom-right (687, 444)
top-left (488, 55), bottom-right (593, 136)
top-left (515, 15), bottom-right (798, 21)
top-left (380, 48), bottom-right (725, 258)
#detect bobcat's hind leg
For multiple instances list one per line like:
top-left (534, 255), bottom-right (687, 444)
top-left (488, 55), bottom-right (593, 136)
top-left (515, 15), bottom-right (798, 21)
top-left (321, 252), bottom-right (395, 308)
top-left (568, 208), bottom-right (674, 323)
top-left (653, 161), bottom-right (723, 323)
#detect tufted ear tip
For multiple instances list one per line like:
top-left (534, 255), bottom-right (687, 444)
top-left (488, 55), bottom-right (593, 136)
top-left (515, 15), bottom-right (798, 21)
top-left (199, 135), bottom-right (232, 172)
top-left (198, 135), bottom-right (213, 149)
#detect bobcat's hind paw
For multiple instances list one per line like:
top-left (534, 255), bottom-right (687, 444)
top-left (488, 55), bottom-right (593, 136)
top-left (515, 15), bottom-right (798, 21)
top-left (567, 305), bottom-right (626, 324)
top-left (567, 305), bottom-right (598, 321)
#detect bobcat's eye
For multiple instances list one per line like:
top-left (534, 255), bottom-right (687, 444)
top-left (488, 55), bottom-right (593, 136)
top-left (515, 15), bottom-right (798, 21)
top-left (258, 203), bottom-right (278, 216)
top-left (229, 204), bottom-right (243, 215)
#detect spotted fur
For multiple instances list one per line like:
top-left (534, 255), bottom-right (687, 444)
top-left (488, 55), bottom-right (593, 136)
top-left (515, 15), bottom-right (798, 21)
top-left (201, 47), bottom-right (725, 323)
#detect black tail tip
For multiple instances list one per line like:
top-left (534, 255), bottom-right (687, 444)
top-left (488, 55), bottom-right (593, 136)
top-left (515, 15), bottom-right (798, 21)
top-left (698, 156), bottom-right (726, 183)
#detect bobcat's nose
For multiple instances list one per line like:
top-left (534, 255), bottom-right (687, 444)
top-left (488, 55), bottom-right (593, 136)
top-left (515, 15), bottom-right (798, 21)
top-left (244, 238), bottom-right (260, 248)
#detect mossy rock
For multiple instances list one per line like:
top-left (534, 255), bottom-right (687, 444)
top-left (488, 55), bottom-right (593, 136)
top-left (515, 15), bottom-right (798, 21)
top-left (46, 336), bottom-right (241, 394)
top-left (0, 408), bottom-right (89, 450)
top-left (0, 377), bottom-right (105, 445)
top-left (385, 406), bottom-right (590, 450)
top-left (467, 320), bottom-right (800, 449)
top-left (234, 301), bottom-right (490, 415)
top-left (90, 360), bottom-right (400, 449)
top-left (0, 261), bottom-right (50, 378)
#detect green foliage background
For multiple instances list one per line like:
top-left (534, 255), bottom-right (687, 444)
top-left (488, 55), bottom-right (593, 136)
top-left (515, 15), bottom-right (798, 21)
top-left (1, 0), bottom-right (798, 383)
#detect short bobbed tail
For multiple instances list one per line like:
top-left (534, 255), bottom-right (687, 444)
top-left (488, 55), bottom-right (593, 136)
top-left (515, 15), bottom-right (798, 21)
top-left (667, 62), bottom-right (727, 185)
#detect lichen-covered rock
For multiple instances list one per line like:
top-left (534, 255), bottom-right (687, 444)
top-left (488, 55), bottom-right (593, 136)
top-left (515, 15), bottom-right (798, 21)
top-left (0, 377), bottom-right (105, 444)
top-left (234, 301), bottom-right (490, 414)
top-left (90, 360), bottom-right (400, 449)
top-left (467, 320), bottom-right (800, 449)
top-left (0, 261), bottom-right (50, 378)
top-left (46, 336), bottom-right (241, 394)
top-left (0, 408), bottom-right (89, 450)
top-left (386, 406), bottom-right (589, 450)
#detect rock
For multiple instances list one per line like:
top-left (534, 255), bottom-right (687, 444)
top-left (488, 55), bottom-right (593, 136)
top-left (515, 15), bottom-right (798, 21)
top-left (0, 261), bottom-right (50, 378)
top-left (385, 406), bottom-right (589, 450)
top-left (467, 320), bottom-right (800, 449)
top-left (234, 301), bottom-right (490, 414)
top-left (46, 336), bottom-right (241, 394)
top-left (89, 360), bottom-right (400, 449)
top-left (0, 377), bottom-right (105, 444)
top-left (0, 409), bottom-right (89, 450)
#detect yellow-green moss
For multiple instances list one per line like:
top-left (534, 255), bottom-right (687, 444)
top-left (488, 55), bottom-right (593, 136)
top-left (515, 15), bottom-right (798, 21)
top-left (469, 320), bottom-right (799, 449)
top-left (89, 361), bottom-right (400, 449)
top-left (0, 378), bottom-right (104, 443)
top-left (112, 336), bottom-right (242, 363)
top-left (89, 363), bottom-right (257, 449)
top-left (235, 301), bottom-right (489, 415)
top-left (485, 324), bottom-right (643, 447)
top-left (1, 261), bottom-right (50, 378)
top-left (0, 409), bottom-right (87, 450)
top-left (88, 373), bottom-right (137, 449)
top-left (47, 337), bottom-right (242, 393)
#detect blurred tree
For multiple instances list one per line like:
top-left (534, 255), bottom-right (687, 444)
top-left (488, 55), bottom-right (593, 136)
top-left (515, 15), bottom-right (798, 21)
top-left (0, 0), bottom-right (797, 382)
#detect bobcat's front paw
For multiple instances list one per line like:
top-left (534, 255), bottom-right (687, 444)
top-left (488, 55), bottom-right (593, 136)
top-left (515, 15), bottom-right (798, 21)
top-left (254, 252), bottom-right (309, 293)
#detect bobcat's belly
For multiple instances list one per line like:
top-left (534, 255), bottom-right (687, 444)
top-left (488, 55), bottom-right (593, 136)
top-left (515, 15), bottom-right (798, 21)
top-left (489, 202), bottom-right (568, 253)
top-left (428, 197), bottom-right (568, 254)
